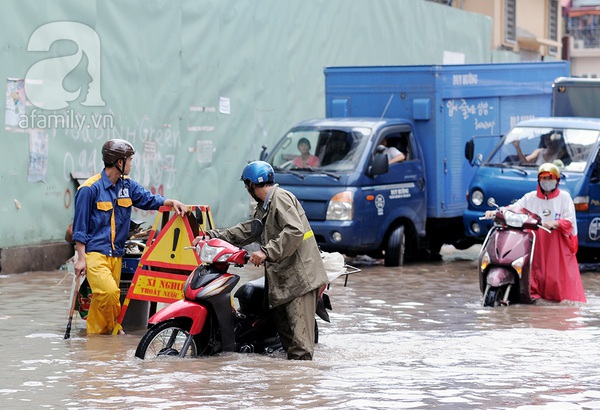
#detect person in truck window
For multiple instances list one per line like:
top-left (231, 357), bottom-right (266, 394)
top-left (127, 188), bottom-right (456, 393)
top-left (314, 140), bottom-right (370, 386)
top-left (512, 131), bottom-right (567, 166)
top-left (292, 137), bottom-right (320, 168)
top-left (381, 137), bottom-right (406, 164)
top-left (485, 162), bottom-right (585, 303)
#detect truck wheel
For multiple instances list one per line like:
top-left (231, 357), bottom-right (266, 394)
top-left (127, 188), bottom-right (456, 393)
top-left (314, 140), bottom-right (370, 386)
top-left (384, 225), bottom-right (405, 267)
top-left (453, 237), bottom-right (476, 251)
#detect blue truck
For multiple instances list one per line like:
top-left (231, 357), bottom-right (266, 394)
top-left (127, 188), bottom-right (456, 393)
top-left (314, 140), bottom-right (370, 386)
top-left (263, 62), bottom-right (570, 266)
top-left (464, 77), bottom-right (600, 260)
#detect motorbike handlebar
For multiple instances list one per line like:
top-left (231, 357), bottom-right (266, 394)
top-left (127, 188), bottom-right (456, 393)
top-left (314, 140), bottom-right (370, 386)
top-left (478, 215), bottom-right (553, 234)
top-left (538, 225), bottom-right (552, 233)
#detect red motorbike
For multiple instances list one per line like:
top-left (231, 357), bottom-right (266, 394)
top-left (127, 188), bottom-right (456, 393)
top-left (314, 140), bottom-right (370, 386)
top-left (479, 204), bottom-right (550, 307)
top-left (135, 233), bottom-right (337, 359)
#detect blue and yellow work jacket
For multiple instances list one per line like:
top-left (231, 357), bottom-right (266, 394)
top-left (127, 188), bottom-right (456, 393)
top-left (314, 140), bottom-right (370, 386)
top-left (72, 170), bottom-right (165, 257)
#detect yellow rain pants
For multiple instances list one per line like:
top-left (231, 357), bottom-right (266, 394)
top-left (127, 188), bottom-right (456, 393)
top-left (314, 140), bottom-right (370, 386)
top-left (85, 252), bottom-right (122, 334)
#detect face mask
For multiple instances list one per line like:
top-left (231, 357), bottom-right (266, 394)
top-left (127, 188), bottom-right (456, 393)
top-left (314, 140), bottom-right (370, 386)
top-left (539, 179), bottom-right (558, 192)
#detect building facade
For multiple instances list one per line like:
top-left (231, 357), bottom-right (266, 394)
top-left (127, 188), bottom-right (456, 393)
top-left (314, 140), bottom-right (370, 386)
top-left (563, 0), bottom-right (600, 77)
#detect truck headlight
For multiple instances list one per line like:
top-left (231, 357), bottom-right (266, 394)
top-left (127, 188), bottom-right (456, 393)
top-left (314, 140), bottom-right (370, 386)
top-left (326, 191), bottom-right (353, 221)
top-left (573, 196), bottom-right (589, 212)
top-left (471, 189), bottom-right (484, 207)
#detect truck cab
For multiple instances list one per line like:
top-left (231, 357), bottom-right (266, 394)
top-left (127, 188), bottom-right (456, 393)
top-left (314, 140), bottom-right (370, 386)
top-left (265, 118), bottom-right (426, 266)
top-left (464, 117), bottom-right (600, 258)
top-left (263, 63), bottom-right (570, 266)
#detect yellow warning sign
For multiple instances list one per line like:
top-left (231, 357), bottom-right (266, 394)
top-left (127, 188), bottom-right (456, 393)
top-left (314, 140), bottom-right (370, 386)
top-left (140, 213), bottom-right (199, 270)
top-left (114, 205), bottom-right (215, 333)
top-left (130, 271), bottom-right (186, 303)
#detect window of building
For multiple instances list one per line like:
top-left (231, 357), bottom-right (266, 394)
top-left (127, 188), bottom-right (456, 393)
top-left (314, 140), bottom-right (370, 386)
top-left (547, 0), bottom-right (559, 55)
top-left (504, 0), bottom-right (517, 45)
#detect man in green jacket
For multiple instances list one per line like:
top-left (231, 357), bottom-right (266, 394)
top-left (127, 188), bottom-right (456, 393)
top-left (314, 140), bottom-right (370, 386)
top-left (201, 161), bottom-right (328, 360)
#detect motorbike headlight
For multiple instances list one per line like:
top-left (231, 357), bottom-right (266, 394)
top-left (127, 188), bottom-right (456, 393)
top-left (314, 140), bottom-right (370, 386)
top-left (326, 191), bottom-right (353, 221)
top-left (504, 211), bottom-right (528, 228)
top-left (471, 189), bottom-right (484, 207)
top-left (200, 245), bottom-right (227, 263)
top-left (511, 256), bottom-right (525, 277)
top-left (480, 251), bottom-right (490, 271)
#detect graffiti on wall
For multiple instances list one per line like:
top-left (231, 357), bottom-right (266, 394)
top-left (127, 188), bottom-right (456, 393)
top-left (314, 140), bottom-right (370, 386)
top-left (60, 114), bottom-right (181, 183)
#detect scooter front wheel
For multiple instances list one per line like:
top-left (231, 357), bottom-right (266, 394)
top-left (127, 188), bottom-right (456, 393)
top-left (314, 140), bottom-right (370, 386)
top-left (135, 319), bottom-right (197, 359)
top-left (483, 286), bottom-right (504, 307)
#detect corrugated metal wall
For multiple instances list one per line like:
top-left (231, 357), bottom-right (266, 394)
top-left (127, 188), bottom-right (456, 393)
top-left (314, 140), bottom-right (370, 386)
top-left (0, 0), bottom-right (493, 248)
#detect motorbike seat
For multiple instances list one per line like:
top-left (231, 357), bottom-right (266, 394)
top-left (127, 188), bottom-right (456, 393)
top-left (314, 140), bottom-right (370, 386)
top-left (234, 277), bottom-right (266, 313)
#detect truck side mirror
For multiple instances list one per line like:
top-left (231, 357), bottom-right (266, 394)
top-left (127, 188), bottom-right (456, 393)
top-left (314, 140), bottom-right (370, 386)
top-left (465, 139), bottom-right (474, 164)
top-left (593, 154), bottom-right (600, 183)
top-left (259, 144), bottom-right (269, 161)
top-left (367, 145), bottom-right (389, 177)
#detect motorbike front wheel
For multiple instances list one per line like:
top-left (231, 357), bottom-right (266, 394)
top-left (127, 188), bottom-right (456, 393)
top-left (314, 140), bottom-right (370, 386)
top-left (483, 287), bottom-right (504, 307)
top-left (135, 319), bottom-right (198, 359)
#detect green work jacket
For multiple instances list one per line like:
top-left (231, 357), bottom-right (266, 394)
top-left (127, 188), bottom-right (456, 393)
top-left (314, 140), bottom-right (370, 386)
top-left (209, 185), bottom-right (328, 308)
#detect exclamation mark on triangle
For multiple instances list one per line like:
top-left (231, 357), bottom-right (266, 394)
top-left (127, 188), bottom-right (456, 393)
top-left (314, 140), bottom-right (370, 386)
top-left (171, 228), bottom-right (180, 259)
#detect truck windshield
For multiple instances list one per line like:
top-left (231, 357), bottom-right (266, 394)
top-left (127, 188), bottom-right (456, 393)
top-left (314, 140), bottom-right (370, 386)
top-left (270, 127), bottom-right (371, 172)
top-left (485, 126), bottom-right (599, 173)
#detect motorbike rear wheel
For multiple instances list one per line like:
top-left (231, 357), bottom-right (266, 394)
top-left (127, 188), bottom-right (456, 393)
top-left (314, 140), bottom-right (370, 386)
top-left (135, 319), bottom-right (198, 359)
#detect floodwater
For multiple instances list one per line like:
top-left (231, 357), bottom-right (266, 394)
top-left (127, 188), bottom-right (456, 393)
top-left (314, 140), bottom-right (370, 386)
top-left (2, 245), bottom-right (600, 410)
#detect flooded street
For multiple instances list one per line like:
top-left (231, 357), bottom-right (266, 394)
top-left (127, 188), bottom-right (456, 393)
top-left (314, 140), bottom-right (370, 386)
top-left (2, 246), bottom-right (600, 409)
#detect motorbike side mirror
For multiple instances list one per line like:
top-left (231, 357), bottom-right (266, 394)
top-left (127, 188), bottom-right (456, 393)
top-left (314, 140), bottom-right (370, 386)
top-left (487, 198), bottom-right (498, 208)
top-left (195, 208), bottom-right (204, 226)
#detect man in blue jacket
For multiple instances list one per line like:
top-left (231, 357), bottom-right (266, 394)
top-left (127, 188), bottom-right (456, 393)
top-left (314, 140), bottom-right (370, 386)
top-left (72, 139), bottom-right (186, 335)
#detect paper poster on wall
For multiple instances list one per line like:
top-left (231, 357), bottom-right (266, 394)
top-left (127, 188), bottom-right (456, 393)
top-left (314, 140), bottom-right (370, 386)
top-left (219, 97), bottom-right (231, 114)
top-left (195, 140), bottom-right (214, 164)
top-left (28, 130), bottom-right (48, 182)
top-left (5, 78), bottom-right (27, 131)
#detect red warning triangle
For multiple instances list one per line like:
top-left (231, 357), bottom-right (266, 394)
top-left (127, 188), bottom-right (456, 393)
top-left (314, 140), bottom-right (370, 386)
top-left (139, 213), bottom-right (200, 270)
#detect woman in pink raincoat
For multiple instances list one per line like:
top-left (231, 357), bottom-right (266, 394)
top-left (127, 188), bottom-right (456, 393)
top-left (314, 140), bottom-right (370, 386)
top-left (512, 163), bottom-right (585, 302)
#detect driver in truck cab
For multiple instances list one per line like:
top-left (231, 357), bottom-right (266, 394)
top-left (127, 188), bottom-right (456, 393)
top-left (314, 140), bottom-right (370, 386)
top-left (512, 131), bottom-right (568, 166)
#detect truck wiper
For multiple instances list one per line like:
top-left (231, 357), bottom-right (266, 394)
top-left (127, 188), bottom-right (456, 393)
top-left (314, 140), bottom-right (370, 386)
top-left (302, 167), bottom-right (341, 180)
top-left (499, 164), bottom-right (528, 176)
top-left (273, 167), bottom-right (305, 180)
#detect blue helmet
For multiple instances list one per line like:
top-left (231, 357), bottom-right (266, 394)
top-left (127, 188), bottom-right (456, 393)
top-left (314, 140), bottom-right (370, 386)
top-left (241, 161), bottom-right (274, 185)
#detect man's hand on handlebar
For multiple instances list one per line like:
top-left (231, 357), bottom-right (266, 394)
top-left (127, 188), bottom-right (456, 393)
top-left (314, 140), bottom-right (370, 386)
top-left (483, 210), bottom-right (497, 219)
top-left (249, 250), bottom-right (267, 267)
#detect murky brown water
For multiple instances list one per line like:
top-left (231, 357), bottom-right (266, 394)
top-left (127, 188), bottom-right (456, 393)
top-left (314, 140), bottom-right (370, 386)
top-left (2, 245), bottom-right (600, 409)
